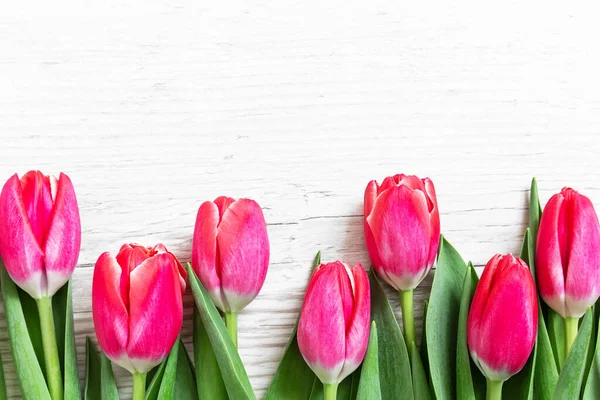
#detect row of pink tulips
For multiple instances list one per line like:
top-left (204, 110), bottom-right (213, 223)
top-left (0, 171), bottom-right (598, 399)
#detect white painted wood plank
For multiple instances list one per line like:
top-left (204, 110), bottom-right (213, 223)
top-left (1, 0), bottom-right (599, 397)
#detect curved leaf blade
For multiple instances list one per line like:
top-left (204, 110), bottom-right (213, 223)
top-left (1, 264), bottom-right (51, 400)
top-left (426, 236), bottom-right (468, 400)
top-left (194, 306), bottom-right (227, 400)
top-left (356, 321), bottom-right (381, 400)
top-left (186, 264), bottom-right (255, 400)
top-left (61, 280), bottom-right (81, 399)
top-left (411, 342), bottom-right (432, 400)
top-left (84, 338), bottom-right (101, 400)
top-left (370, 271), bottom-right (412, 399)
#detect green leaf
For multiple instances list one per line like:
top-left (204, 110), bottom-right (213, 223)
top-left (60, 280), bottom-right (81, 399)
top-left (583, 306), bottom-right (600, 399)
top-left (349, 367), bottom-right (361, 400)
top-left (84, 338), bottom-right (101, 400)
top-left (186, 263), bottom-right (255, 400)
top-left (0, 265), bottom-right (51, 400)
top-left (455, 264), bottom-right (483, 400)
top-left (527, 180), bottom-right (559, 400)
top-left (547, 310), bottom-right (565, 371)
top-left (582, 302), bottom-right (599, 392)
top-left (0, 350), bottom-right (7, 400)
top-left (145, 358), bottom-right (167, 400)
top-left (554, 309), bottom-right (594, 399)
top-left (18, 286), bottom-right (46, 377)
top-left (426, 236), bottom-right (468, 400)
top-left (411, 342), bottom-right (432, 400)
top-left (307, 374), bottom-right (353, 400)
top-left (157, 339), bottom-right (179, 399)
top-left (369, 271), bottom-right (413, 399)
top-left (174, 341), bottom-right (199, 400)
top-left (100, 353), bottom-right (119, 400)
top-left (194, 306), bottom-right (227, 399)
top-left (264, 251), bottom-right (322, 400)
top-left (356, 322), bottom-right (381, 400)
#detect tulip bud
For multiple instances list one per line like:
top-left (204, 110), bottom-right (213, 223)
top-left (0, 170), bottom-right (81, 299)
top-left (536, 187), bottom-right (600, 319)
top-left (467, 254), bottom-right (538, 383)
top-left (92, 243), bottom-right (186, 373)
top-left (192, 196), bottom-right (269, 313)
top-left (363, 174), bottom-right (440, 291)
top-left (297, 261), bottom-right (370, 389)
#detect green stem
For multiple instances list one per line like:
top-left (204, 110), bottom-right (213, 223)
top-left (36, 296), bottom-right (63, 400)
top-left (486, 379), bottom-right (503, 400)
top-left (132, 372), bottom-right (147, 400)
top-left (323, 382), bottom-right (338, 400)
top-left (225, 311), bottom-right (238, 349)
top-left (564, 316), bottom-right (579, 360)
top-left (399, 289), bottom-right (415, 356)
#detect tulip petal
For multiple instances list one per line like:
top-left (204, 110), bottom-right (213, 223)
top-left (0, 174), bottom-right (45, 298)
top-left (127, 253), bottom-right (183, 373)
top-left (536, 194), bottom-right (568, 316)
top-left (214, 196), bottom-right (236, 220)
top-left (92, 252), bottom-right (129, 365)
top-left (217, 198), bottom-right (269, 312)
top-left (19, 170), bottom-right (53, 247)
top-left (367, 185), bottom-right (432, 290)
top-left (564, 193), bottom-right (600, 317)
top-left (339, 264), bottom-right (370, 380)
top-left (297, 263), bottom-right (346, 384)
top-left (364, 181), bottom-right (382, 269)
top-left (44, 173), bottom-right (81, 297)
top-left (423, 178), bottom-right (441, 267)
top-left (192, 201), bottom-right (228, 311)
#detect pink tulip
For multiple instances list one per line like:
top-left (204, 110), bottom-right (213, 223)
top-left (467, 254), bottom-right (538, 383)
top-left (364, 174), bottom-right (440, 291)
top-left (192, 196), bottom-right (269, 313)
top-left (92, 243), bottom-right (186, 373)
top-left (297, 261), bottom-right (370, 388)
top-left (536, 187), bottom-right (600, 319)
top-left (0, 170), bottom-right (81, 299)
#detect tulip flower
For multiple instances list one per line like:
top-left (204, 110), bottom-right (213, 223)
top-left (192, 196), bottom-right (269, 347)
top-left (467, 254), bottom-right (538, 400)
top-left (92, 243), bottom-right (186, 400)
top-left (536, 187), bottom-right (600, 358)
top-left (364, 174), bottom-right (440, 349)
top-left (0, 170), bottom-right (81, 400)
top-left (297, 261), bottom-right (370, 400)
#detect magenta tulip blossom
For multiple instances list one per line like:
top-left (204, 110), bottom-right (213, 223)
top-left (297, 261), bottom-right (370, 399)
top-left (364, 174), bottom-right (440, 349)
top-left (0, 170), bottom-right (81, 299)
top-left (92, 242), bottom-right (186, 398)
top-left (192, 196), bottom-right (269, 347)
top-left (467, 254), bottom-right (537, 396)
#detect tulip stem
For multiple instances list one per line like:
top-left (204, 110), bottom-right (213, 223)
top-left (564, 316), bottom-right (579, 360)
top-left (36, 296), bottom-right (63, 400)
top-left (323, 383), bottom-right (338, 400)
top-left (132, 372), bottom-right (146, 400)
top-left (486, 379), bottom-right (503, 400)
top-left (225, 311), bottom-right (238, 348)
top-left (399, 289), bottom-right (415, 356)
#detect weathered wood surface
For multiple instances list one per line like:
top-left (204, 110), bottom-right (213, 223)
top-left (1, 1), bottom-right (599, 397)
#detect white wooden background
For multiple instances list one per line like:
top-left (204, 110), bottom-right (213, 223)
top-left (1, 1), bottom-right (599, 398)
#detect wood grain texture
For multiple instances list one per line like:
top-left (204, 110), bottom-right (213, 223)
top-left (1, 1), bottom-right (600, 398)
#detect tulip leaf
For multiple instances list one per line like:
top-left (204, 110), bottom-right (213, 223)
top-left (84, 338), bottom-right (118, 400)
top-left (526, 180), bottom-right (559, 400)
top-left (455, 263), bottom-right (484, 400)
top-left (174, 341), bottom-right (199, 400)
top-left (554, 309), bottom-right (594, 399)
top-left (84, 338), bottom-right (101, 400)
top-left (355, 324), bottom-right (379, 400)
top-left (17, 286), bottom-right (46, 377)
top-left (369, 270), bottom-right (413, 399)
top-left (264, 251), bottom-right (322, 400)
top-left (145, 358), bottom-right (167, 400)
top-left (582, 302), bottom-right (599, 392)
top-left (194, 306), bottom-right (228, 399)
top-left (426, 236), bottom-right (468, 400)
top-left (411, 341), bottom-right (432, 400)
top-left (547, 310), bottom-right (566, 371)
top-left (503, 230), bottom-right (536, 400)
top-left (583, 305), bottom-right (600, 399)
top-left (356, 322), bottom-right (381, 400)
top-left (157, 339), bottom-right (180, 399)
top-left (186, 264), bottom-right (255, 400)
top-left (0, 351), bottom-right (6, 400)
top-left (419, 300), bottom-right (429, 378)
top-left (349, 367), bottom-right (361, 400)
top-left (56, 280), bottom-right (82, 399)
top-left (0, 265), bottom-right (51, 400)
